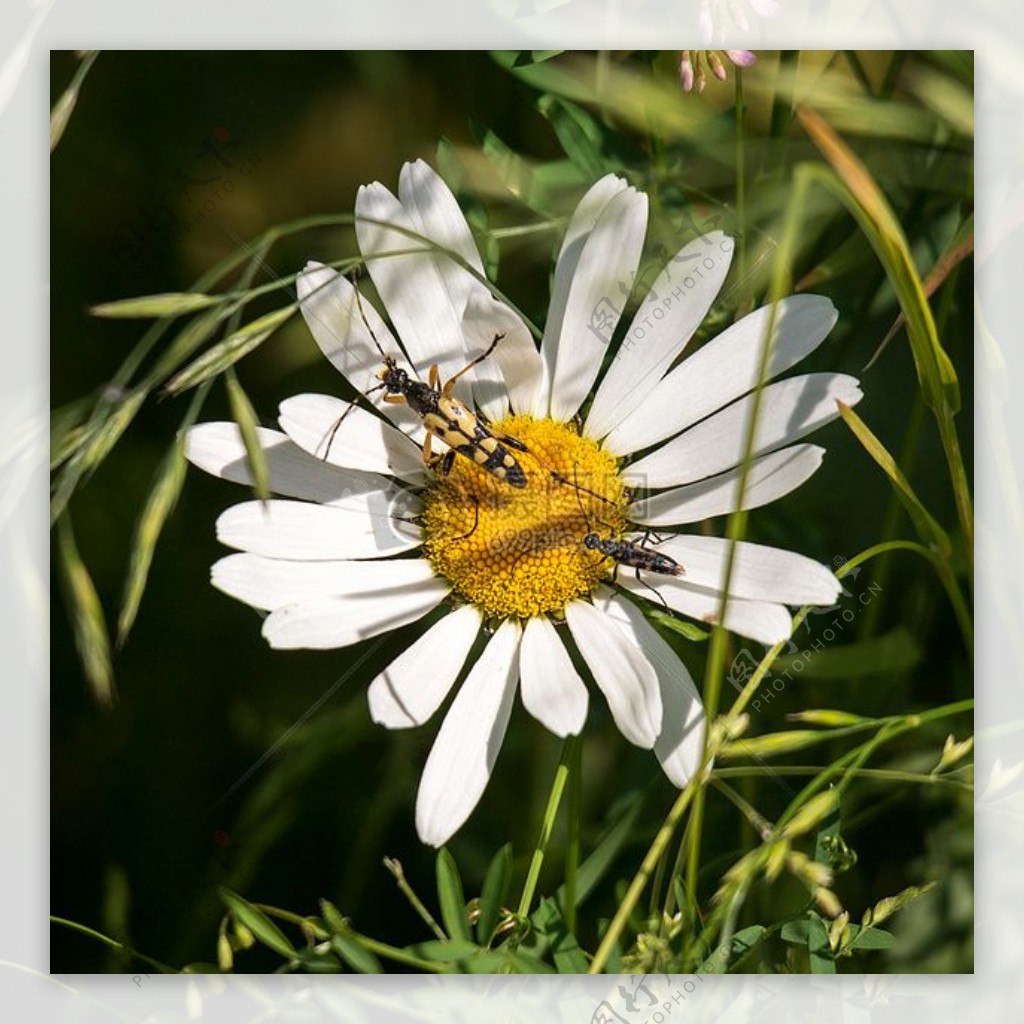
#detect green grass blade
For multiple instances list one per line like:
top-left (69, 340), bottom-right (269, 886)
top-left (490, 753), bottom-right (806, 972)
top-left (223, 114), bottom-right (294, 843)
top-left (116, 384), bottom-right (210, 646)
top-left (90, 292), bottom-right (222, 319)
top-left (218, 888), bottom-right (296, 960)
top-left (837, 401), bottom-right (951, 556)
top-left (435, 848), bottom-right (471, 943)
top-left (225, 370), bottom-right (270, 501)
top-left (476, 843), bottom-right (512, 946)
top-left (50, 50), bottom-right (100, 152)
top-left (164, 305), bottom-right (296, 395)
top-left (798, 107), bottom-right (960, 415)
top-left (56, 514), bottom-right (115, 708)
top-left (50, 389), bottom-right (147, 526)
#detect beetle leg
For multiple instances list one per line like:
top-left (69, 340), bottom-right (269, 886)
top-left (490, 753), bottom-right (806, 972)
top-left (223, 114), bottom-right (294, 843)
top-left (441, 332), bottom-right (505, 396)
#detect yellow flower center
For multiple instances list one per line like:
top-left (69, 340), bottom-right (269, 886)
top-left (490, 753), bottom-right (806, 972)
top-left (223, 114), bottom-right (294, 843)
top-left (422, 416), bottom-right (628, 619)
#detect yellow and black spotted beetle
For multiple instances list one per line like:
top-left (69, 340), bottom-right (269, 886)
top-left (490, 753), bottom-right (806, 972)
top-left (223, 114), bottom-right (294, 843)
top-left (322, 279), bottom-right (530, 488)
top-left (571, 465), bottom-right (685, 607)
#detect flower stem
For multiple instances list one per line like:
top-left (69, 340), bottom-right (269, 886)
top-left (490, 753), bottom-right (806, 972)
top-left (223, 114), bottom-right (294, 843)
top-left (516, 735), bottom-right (578, 919)
top-left (50, 915), bottom-right (177, 974)
top-left (564, 736), bottom-right (582, 934)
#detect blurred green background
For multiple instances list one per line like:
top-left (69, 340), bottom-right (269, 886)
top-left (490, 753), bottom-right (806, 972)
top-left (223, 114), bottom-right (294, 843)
top-left (50, 51), bottom-right (973, 973)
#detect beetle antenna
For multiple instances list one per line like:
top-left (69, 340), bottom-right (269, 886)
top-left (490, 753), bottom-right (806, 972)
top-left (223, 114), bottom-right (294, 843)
top-left (350, 269), bottom-right (389, 362)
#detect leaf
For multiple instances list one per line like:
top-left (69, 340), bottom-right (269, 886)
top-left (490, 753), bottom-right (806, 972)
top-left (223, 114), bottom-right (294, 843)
top-left (846, 925), bottom-right (895, 951)
top-left (218, 889), bottom-right (296, 960)
top-left (56, 514), bottom-right (115, 708)
top-left (781, 919), bottom-right (809, 944)
top-left (648, 610), bottom-right (710, 641)
top-left (476, 843), bottom-right (512, 945)
top-left (700, 925), bottom-right (767, 972)
top-left (435, 848), bottom-right (471, 943)
top-left (774, 628), bottom-right (922, 679)
top-left (330, 933), bottom-right (383, 973)
top-left (807, 911), bottom-right (836, 974)
top-left (164, 305), bottom-right (295, 395)
top-left (90, 292), bottom-right (222, 319)
top-left (491, 51), bottom-right (717, 144)
top-left (224, 371), bottom-right (270, 501)
top-left (407, 939), bottom-right (480, 962)
top-left (905, 64), bottom-right (974, 136)
top-left (532, 896), bottom-right (588, 973)
top-left (537, 95), bottom-right (607, 179)
top-left (837, 401), bottom-right (952, 556)
top-left (868, 214), bottom-right (973, 369)
top-left (512, 51), bottom-right (565, 68)
top-left (116, 386), bottom-right (209, 645)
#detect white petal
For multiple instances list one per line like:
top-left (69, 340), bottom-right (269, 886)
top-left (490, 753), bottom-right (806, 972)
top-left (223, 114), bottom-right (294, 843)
top-left (605, 295), bottom-right (839, 455)
top-left (542, 175), bottom-right (626, 368)
top-left (185, 422), bottom-right (397, 506)
top-left (537, 176), bottom-right (629, 415)
top-left (212, 553), bottom-right (437, 611)
top-left (461, 292), bottom-right (544, 420)
top-left (368, 605), bottom-right (482, 729)
top-left (595, 590), bottom-right (706, 788)
top-left (216, 499), bottom-right (420, 560)
top-left (643, 535), bottom-right (842, 606)
top-left (399, 159), bottom-right (484, 279)
top-left (296, 262), bottom-right (422, 434)
top-left (620, 576), bottom-right (793, 646)
top-left (415, 619), bottom-right (522, 847)
top-left (262, 577), bottom-right (450, 650)
top-left (565, 599), bottom-right (661, 749)
top-left (621, 373), bottom-right (862, 489)
top-left (584, 232), bottom-right (733, 439)
top-left (519, 615), bottom-right (588, 737)
top-left (356, 182), bottom-right (458, 374)
top-left (356, 172), bottom-right (482, 402)
top-left (630, 445), bottom-right (824, 526)
top-left (546, 187), bottom-right (649, 421)
top-left (278, 393), bottom-right (427, 484)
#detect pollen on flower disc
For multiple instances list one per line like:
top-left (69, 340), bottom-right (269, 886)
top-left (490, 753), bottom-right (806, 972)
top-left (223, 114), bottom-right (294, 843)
top-left (422, 416), bottom-right (627, 619)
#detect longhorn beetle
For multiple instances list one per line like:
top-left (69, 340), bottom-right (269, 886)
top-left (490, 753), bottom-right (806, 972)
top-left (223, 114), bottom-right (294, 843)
top-left (319, 276), bottom-right (531, 488)
top-left (572, 464), bottom-right (685, 606)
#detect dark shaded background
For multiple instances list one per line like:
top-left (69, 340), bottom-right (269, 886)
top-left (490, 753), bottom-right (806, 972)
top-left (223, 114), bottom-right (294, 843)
top-left (51, 51), bottom-right (973, 973)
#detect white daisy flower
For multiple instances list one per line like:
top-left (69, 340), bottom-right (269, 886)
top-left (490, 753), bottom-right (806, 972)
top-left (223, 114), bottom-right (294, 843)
top-left (186, 160), bottom-right (859, 847)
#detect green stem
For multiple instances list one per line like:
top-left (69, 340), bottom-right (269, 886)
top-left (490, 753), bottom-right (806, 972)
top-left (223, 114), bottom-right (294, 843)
top-left (517, 735), bottom-right (578, 919)
top-left (563, 736), bottom-right (582, 935)
top-left (712, 765), bottom-right (973, 791)
top-left (347, 933), bottom-right (454, 974)
top-left (588, 777), bottom-right (700, 973)
top-left (50, 915), bottom-right (177, 974)
top-left (383, 858), bottom-right (448, 941)
top-left (937, 409), bottom-right (974, 594)
top-left (734, 67), bottom-right (747, 285)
